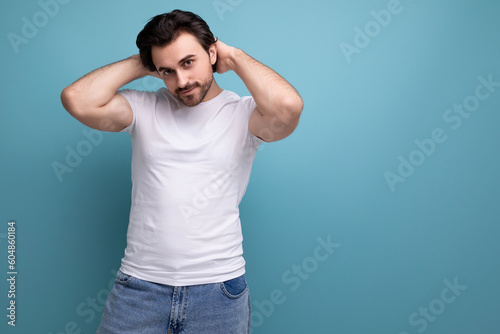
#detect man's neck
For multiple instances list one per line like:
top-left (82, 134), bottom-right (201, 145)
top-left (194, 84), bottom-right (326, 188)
top-left (203, 78), bottom-right (223, 102)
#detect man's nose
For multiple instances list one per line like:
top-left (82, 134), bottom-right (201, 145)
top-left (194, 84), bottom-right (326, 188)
top-left (176, 71), bottom-right (189, 89)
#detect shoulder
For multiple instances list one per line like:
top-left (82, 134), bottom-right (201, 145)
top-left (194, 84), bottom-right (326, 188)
top-left (219, 90), bottom-right (255, 112)
top-left (118, 88), bottom-right (179, 110)
top-left (117, 88), bottom-right (157, 105)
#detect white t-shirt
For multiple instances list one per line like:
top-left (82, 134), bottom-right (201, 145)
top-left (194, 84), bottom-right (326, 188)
top-left (117, 88), bottom-right (263, 286)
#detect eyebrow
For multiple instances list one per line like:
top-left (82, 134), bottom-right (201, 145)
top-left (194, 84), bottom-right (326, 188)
top-left (157, 54), bottom-right (196, 72)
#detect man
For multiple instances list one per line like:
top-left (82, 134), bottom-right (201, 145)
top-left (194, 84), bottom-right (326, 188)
top-left (61, 9), bottom-right (302, 334)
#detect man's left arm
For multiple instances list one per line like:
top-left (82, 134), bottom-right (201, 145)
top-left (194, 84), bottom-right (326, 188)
top-left (215, 40), bottom-right (304, 142)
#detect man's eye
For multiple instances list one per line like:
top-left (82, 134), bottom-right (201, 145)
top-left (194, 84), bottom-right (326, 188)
top-left (163, 69), bottom-right (173, 76)
top-left (184, 60), bottom-right (193, 66)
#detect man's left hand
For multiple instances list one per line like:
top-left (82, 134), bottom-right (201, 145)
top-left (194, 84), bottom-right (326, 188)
top-left (215, 40), bottom-right (238, 74)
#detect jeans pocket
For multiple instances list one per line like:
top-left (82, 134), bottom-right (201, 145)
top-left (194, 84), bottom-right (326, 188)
top-left (220, 274), bottom-right (248, 299)
top-left (115, 270), bottom-right (136, 286)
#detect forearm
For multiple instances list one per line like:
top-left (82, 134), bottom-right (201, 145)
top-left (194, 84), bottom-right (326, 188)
top-left (230, 49), bottom-right (303, 121)
top-left (61, 55), bottom-right (148, 113)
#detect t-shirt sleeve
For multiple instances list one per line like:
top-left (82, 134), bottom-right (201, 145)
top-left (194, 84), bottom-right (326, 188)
top-left (117, 89), bottom-right (140, 135)
top-left (240, 96), bottom-right (265, 147)
top-left (118, 88), bottom-right (163, 135)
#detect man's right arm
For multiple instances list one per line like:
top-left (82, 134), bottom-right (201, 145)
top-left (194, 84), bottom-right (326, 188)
top-left (61, 55), bottom-right (154, 132)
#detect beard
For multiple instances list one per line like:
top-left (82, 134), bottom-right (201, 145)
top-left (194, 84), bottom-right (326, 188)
top-left (174, 76), bottom-right (214, 107)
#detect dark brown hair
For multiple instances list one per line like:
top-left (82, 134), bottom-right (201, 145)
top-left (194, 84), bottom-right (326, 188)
top-left (136, 9), bottom-right (217, 72)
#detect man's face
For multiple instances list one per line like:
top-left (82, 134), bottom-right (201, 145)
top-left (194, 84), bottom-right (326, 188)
top-left (152, 32), bottom-right (217, 107)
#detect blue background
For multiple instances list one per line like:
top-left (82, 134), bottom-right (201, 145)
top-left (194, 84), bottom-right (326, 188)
top-left (1, 0), bottom-right (499, 333)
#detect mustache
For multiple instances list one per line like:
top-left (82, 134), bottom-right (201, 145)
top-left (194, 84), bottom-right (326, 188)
top-left (176, 83), bottom-right (200, 94)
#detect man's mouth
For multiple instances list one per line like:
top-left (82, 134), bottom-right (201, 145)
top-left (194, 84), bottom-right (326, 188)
top-left (178, 85), bottom-right (197, 96)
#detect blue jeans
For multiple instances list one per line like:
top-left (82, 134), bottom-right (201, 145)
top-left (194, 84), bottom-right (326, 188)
top-left (96, 270), bottom-right (251, 334)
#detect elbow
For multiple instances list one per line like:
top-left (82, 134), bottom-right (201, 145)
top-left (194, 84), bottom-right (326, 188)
top-left (60, 86), bottom-right (73, 111)
top-left (61, 86), bottom-right (81, 116)
top-left (279, 94), bottom-right (303, 123)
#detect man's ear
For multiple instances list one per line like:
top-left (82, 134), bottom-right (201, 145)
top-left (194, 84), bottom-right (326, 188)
top-left (209, 43), bottom-right (218, 72)
top-left (209, 43), bottom-right (217, 66)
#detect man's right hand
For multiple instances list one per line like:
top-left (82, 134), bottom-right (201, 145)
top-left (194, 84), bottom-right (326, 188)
top-left (61, 55), bottom-right (155, 132)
